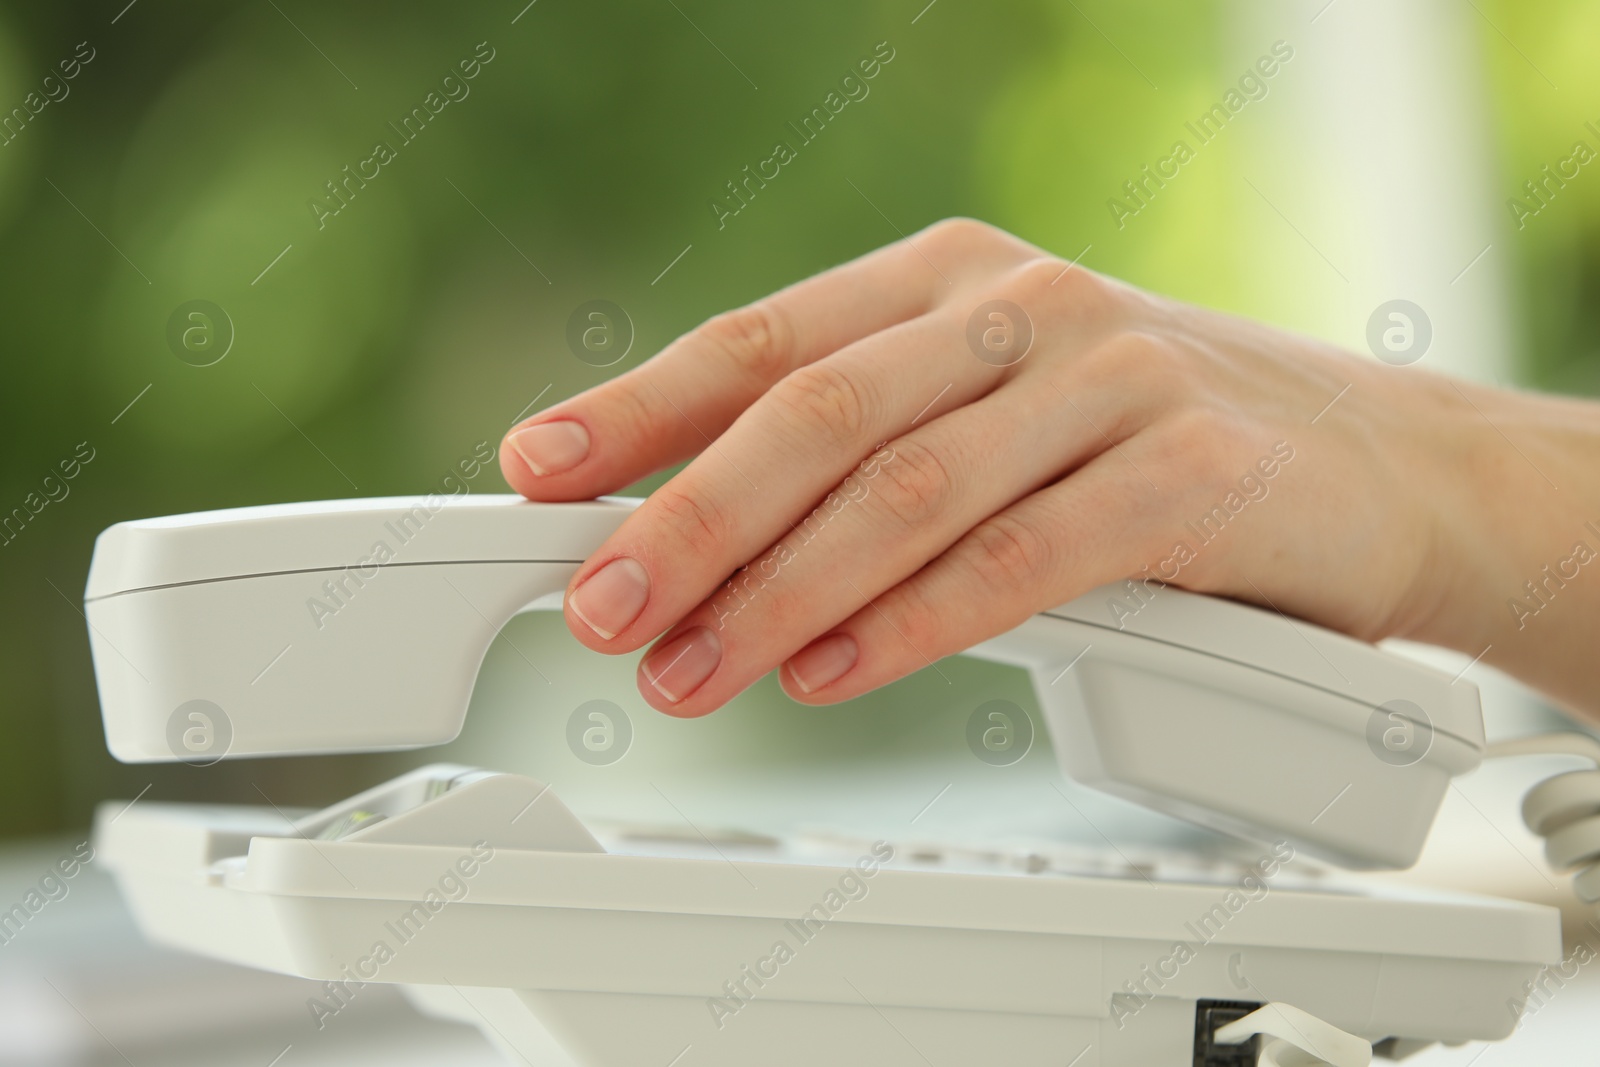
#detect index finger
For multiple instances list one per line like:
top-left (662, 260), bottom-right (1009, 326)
top-left (498, 223), bottom-right (1008, 498)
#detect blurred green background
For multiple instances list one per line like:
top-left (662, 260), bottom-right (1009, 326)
top-left (0, 0), bottom-right (1595, 840)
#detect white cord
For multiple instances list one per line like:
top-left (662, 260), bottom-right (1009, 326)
top-left (1485, 733), bottom-right (1600, 903)
top-left (1213, 1002), bottom-right (1372, 1067)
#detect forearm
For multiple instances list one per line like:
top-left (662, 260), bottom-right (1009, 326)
top-left (1417, 380), bottom-right (1600, 719)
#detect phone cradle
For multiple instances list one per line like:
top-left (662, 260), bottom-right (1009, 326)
top-left (96, 765), bottom-right (1554, 1067)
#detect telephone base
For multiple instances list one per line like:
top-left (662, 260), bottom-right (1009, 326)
top-left (93, 766), bottom-right (1559, 1067)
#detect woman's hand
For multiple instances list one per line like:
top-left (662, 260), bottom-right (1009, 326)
top-left (501, 218), bottom-right (1600, 718)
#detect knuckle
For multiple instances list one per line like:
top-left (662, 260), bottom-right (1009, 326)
top-left (917, 216), bottom-right (999, 254)
top-left (1011, 255), bottom-right (1113, 307)
top-left (1162, 407), bottom-right (1247, 482)
top-left (1165, 404), bottom-right (1238, 445)
top-left (698, 301), bottom-right (795, 383)
top-left (648, 485), bottom-right (733, 555)
top-left (889, 583), bottom-right (946, 656)
top-left (1006, 256), bottom-right (1078, 297)
top-left (867, 437), bottom-right (956, 530)
top-left (1041, 257), bottom-right (1116, 307)
top-left (962, 513), bottom-right (1052, 590)
top-left (1077, 330), bottom-right (1179, 384)
top-left (771, 362), bottom-right (874, 441)
top-left (609, 376), bottom-right (665, 445)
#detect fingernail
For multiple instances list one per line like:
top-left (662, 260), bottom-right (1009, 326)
top-left (785, 633), bottom-right (858, 694)
top-left (568, 557), bottom-right (649, 640)
top-left (641, 627), bottom-right (721, 703)
top-left (509, 420), bottom-right (590, 476)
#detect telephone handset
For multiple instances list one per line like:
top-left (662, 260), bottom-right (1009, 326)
top-left (84, 494), bottom-right (1484, 871)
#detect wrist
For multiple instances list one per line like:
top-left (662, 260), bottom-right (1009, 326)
top-left (1411, 377), bottom-right (1600, 712)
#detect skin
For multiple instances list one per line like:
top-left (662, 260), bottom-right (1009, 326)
top-left (500, 218), bottom-right (1600, 722)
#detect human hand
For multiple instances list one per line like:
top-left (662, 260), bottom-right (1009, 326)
top-left (501, 218), bottom-right (1600, 718)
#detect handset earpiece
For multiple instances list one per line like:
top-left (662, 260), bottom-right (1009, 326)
top-left (85, 496), bottom-right (638, 762)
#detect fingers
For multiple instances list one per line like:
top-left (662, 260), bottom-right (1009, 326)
top-left (627, 375), bottom-right (1133, 715)
top-left (558, 257), bottom-right (1138, 660)
top-left (499, 233), bottom-right (968, 500)
top-left (563, 309), bottom-right (1009, 653)
top-left (776, 442), bottom-right (1179, 704)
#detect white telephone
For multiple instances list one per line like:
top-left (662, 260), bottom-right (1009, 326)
top-left (82, 494), bottom-right (1592, 1066)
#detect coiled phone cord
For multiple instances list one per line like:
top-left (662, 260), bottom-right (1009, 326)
top-left (1486, 732), bottom-right (1600, 903)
